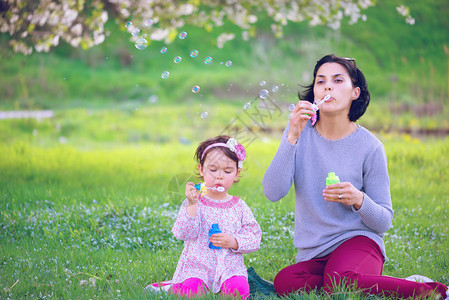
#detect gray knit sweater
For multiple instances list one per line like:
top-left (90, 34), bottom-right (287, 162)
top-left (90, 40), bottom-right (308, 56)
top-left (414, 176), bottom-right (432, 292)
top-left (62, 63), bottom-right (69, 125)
top-left (263, 122), bottom-right (393, 263)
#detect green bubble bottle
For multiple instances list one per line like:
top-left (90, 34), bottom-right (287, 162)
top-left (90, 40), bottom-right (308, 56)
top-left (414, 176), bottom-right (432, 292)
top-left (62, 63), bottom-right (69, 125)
top-left (326, 172), bottom-right (340, 186)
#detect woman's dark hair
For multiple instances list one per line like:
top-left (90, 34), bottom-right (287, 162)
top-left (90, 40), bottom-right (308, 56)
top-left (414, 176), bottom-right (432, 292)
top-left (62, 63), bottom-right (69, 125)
top-left (194, 135), bottom-right (241, 181)
top-left (298, 54), bottom-right (370, 122)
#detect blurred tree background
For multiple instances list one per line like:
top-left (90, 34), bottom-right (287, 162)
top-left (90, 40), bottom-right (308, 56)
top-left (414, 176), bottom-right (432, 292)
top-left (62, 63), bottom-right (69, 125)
top-left (0, 0), bottom-right (448, 139)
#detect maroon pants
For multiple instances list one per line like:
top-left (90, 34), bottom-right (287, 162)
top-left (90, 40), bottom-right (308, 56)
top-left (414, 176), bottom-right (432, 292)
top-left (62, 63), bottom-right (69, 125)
top-left (274, 236), bottom-right (447, 298)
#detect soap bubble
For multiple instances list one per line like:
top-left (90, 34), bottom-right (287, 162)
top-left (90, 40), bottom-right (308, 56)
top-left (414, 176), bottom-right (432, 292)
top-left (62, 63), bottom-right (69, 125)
top-left (135, 38), bottom-right (148, 50)
top-left (161, 71), bottom-right (170, 79)
top-left (160, 47), bottom-right (168, 54)
top-left (149, 95), bottom-right (158, 103)
top-left (272, 85), bottom-right (279, 92)
top-left (243, 102), bottom-right (251, 110)
top-left (260, 80), bottom-right (266, 86)
top-left (192, 86), bottom-right (200, 93)
top-left (225, 60), bottom-right (232, 67)
top-left (174, 56), bottom-right (182, 63)
top-left (141, 33), bottom-right (148, 39)
top-left (190, 50), bottom-right (199, 58)
top-left (259, 89), bottom-right (269, 99)
top-left (125, 22), bottom-right (132, 28)
top-left (204, 56), bottom-right (213, 64)
top-left (178, 31), bottom-right (188, 39)
top-left (288, 104), bottom-right (296, 111)
top-left (200, 112), bottom-right (208, 119)
top-left (144, 19), bottom-right (154, 27)
top-left (130, 27), bottom-right (140, 36)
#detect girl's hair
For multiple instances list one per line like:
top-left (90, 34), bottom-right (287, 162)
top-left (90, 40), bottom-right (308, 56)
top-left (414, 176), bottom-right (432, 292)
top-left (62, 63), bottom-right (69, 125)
top-left (194, 135), bottom-right (241, 181)
top-left (298, 54), bottom-right (370, 122)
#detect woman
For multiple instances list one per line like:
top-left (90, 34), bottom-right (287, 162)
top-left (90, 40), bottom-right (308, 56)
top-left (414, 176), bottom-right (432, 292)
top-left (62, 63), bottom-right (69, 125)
top-left (262, 54), bottom-right (448, 298)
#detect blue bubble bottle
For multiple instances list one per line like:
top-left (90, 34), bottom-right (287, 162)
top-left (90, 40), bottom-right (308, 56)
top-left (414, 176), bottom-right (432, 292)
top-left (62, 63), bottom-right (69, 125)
top-left (208, 223), bottom-right (221, 250)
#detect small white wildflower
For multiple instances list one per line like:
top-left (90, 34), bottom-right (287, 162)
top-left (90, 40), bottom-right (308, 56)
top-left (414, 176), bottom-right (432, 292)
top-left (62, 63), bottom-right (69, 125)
top-left (63, 268), bottom-right (72, 276)
top-left (89, 277), bottom-right (96, 286)
top-left (396, 5), bottom-right (408, 16)
top-left (405, 15), bottom-right (415, 25)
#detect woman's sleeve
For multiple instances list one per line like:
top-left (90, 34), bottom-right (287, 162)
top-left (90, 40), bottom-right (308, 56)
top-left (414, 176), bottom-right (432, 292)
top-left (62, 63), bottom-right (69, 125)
top-left (231, 202), bottom-right (262, 254)
top-left (171, 199), bottom-right (201, 241)
top-left (262, 123), bottom-right (297, 202)
top-left (354, 144), bottom-right (394, 233)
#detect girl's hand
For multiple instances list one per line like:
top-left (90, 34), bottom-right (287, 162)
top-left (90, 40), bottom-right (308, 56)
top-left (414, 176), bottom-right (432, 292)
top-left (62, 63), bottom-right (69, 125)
top-left (209, 233), bottom-right (238, 250)
top-left (287, 100), bottom-right (314, 144)
top-left (185, 182), bottom-right (199, 205)
top-left (323, 182), bottom-right (364, 210)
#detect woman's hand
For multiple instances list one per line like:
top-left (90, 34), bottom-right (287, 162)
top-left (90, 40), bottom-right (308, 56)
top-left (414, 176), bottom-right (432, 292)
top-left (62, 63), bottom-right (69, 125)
top-left (185, 182), bottom-right (199, 216)
top-left (323, 182), bottom-right (364, 210)
top-left (287, 100), bottom-right (315, 144)
top-left (209, 233), bottom-right (238, 250)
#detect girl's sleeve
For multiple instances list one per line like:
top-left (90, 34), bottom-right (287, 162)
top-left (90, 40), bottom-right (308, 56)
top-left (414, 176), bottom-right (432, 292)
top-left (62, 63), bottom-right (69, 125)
top-left (262, 123), bottom-right (297, 202)
top-left (231, 202), bottom-right (262, 254)
top-left (171, 199), bottom-right (201, 241)
top-left (354, 144), bottom-right (394, 234)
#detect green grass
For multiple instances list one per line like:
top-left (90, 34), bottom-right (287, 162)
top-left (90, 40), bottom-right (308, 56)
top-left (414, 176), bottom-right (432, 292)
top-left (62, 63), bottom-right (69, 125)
top-left (1, 127), bottom-right (449, 298)
top-left (1, 102), bottom-right (448, 151)
top-left (1, 0), bottom-right (449, 298)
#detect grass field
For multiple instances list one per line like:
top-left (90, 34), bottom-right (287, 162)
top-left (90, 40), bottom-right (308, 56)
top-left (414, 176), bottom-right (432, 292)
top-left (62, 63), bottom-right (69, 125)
top-left (1, 0), bottom-right (449, 298)
top-left (1, 105), bottom-right (448, 298)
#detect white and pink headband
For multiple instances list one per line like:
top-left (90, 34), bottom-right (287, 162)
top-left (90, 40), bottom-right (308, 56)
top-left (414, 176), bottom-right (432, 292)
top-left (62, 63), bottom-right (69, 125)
top-left (201, 138), bottom-right (246, 168)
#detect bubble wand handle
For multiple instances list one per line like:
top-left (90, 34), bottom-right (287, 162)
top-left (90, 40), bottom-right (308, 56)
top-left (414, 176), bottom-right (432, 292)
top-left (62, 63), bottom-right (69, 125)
top-left (311, 95), bottom-right (331, 125)
top-left (194, 183), bottom-right (225, 196)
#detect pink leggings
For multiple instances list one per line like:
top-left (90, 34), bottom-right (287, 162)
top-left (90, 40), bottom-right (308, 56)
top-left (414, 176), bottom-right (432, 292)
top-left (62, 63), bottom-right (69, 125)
top-left (274, 236), bottom-right (447, 299)
top-left (171, 276), bottom-right (249, 299)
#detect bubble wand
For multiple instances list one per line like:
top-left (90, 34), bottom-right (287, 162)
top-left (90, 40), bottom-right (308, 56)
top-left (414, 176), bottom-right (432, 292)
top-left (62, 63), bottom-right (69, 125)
top-left (310, 94), bottom-right (331, 125)
top-left (194, 183), bottom-right (225, 196)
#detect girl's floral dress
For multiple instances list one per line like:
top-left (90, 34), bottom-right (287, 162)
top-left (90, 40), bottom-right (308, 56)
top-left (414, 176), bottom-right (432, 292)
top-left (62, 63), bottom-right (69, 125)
top-left (171, 195), bottom-right (261, 293)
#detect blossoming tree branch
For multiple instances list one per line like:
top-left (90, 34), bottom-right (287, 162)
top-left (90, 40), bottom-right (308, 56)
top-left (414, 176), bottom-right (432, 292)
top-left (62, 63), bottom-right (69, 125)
top-left (0, 0), bottom-right (413, 55)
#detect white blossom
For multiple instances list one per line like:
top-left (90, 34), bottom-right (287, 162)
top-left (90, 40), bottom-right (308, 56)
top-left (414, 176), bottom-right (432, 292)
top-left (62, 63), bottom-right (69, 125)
top-left (71, 24), bottom-right (82, 36)
top-left (149, 28), bottom-right (170, 41)
top-left (0, 0), bottom-right (407, 55)
top-left (52, 35), bottom-right (59, 46)
top-left (70, 37), bottom-right (82, 47)
top-left (101, 11), bottom-right (108, 23)
top-left (358, 0), bottom-right (372, 9)
top-left (216, 32), bottom-right (235, 48)
top-left (248, 15), bottom-right (257, 24)
top-left (179, 4), bottom-right (194, 15)
top-left (94, 32), bottom-right (105, 45)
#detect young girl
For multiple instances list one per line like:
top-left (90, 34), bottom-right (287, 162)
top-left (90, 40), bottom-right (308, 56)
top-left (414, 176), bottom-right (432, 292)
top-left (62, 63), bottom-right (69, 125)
top-left (170, 135), bottom-right (262, 299)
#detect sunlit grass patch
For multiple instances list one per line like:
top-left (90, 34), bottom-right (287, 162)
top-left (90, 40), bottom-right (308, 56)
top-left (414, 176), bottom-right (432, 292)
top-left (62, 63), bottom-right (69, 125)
top-left (1, 135), bottom-right (448, 298)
